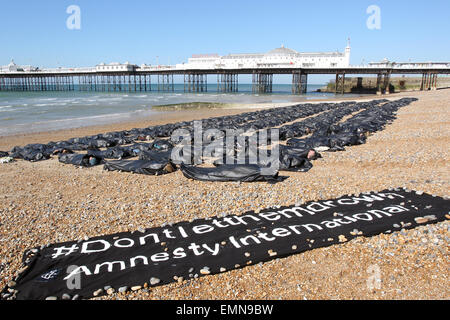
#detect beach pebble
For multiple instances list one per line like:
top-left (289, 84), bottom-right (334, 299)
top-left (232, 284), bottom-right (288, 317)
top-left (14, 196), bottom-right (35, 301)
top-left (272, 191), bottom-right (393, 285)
top-left (350, 229), bottom-right (363, 235)
top-left (118, 286), bottom-right (128, 293)
top-left (200, 267), bottom-right (211, 275)
top-left (150, 277), bottom-right (160, 285)
top-left (93, 289), bottom-right (103, 296)
top-left (18, 266), bottom-right (28, 274)
top-left (415, 217), bottom-right (428, 224)
top-left (62, 293), bottom-right (71, 300)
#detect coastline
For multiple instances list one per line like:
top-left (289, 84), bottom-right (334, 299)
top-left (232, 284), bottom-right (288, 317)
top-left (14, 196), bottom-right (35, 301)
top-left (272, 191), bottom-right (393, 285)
top-left (0, 83), bottom-right (338, 139)
top-left (0, 90), bottom-right (408, 151)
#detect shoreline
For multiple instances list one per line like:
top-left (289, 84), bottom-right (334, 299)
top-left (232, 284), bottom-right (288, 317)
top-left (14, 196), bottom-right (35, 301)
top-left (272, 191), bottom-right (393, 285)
top-left (0, 84), bottom-right (349, 139)
top-left (0, 90), bottom-right (420, 151)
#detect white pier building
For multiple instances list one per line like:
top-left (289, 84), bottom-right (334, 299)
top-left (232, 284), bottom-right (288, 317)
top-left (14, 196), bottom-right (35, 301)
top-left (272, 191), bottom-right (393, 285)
top-left (177, 41), bottom-right (351, 70)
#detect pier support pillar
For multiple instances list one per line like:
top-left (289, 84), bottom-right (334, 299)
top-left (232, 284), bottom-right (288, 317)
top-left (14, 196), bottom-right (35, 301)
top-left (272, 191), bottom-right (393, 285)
top-left (420, 72), bottom-right (438, 91)
top-left (335, 73), bottom-right (345, 94)
top-left (292, 71), bottom-right (307, 94)
top-left (375, 72), bottom-right (391, 95)
top-left (376, 73), bottom-right (383, 95)
top-left (141, 74), bottom-right (151, 92)
top-left (432, 73), bottom-right (438, 90)
top-left (185, 73), bottom-right (208, 92)
top-left (421, 73), bottom-right (428, 91)
top-left (217, 73), bottom-right (237, 93)
top-left (383, 71), bottom-right (391, 94)
top-left (252, 72), bottom-right (272, 93)
top-left (158, 73), bottom-right (174, 92)
top-left (425, 72), bottom-right (431, 90)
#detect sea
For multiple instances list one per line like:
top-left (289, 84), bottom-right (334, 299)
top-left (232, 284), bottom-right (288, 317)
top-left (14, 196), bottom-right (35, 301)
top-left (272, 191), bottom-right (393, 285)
top-left (0, 84), bottom-right (358, 136)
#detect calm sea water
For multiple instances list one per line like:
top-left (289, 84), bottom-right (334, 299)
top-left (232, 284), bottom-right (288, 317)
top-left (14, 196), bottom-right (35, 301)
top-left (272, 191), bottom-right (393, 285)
top-left (0, 84), bottom-right (355, 136)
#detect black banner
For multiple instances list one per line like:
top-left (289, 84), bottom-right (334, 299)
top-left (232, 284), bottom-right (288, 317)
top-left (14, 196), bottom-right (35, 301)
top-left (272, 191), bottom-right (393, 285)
top-left (2, 188), bottom-right (448, 300)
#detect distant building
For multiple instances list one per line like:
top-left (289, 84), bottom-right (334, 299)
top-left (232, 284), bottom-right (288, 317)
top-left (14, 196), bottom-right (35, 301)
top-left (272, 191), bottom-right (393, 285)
top-left (96, 62), bottom-right (137, 72)
top-left (368, 59), bottom-right (450, 68)
top-left (368, 58), bottom-right (394, 68)
top-left (0, 59), bottom-right (38, 72)
top-left (177, 41), bottom-right (351, 69)
top-left (7, 59), bottom-right (20, 71)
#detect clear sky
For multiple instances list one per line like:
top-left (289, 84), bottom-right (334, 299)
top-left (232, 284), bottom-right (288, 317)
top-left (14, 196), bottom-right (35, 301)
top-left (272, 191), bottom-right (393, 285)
top-left (0, 0), bottom-right (449, 83)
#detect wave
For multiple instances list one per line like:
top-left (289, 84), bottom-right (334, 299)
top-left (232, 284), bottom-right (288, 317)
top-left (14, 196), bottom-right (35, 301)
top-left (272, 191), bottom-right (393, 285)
top-left (23, 109), bottom-right (156, 126)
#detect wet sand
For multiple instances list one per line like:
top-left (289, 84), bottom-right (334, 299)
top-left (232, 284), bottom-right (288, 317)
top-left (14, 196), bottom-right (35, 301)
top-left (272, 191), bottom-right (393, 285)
top-left (0, 89), bottom-right (449, 300)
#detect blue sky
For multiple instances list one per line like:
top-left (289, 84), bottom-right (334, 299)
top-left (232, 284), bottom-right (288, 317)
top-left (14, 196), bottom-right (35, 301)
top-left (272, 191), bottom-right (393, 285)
top-left (0, 0), bottom-right (449, 83)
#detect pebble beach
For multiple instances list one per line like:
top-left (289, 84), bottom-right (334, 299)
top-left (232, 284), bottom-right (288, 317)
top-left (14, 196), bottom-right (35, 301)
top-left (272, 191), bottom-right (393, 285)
top-left (0, 89), bottom-right (449, 300)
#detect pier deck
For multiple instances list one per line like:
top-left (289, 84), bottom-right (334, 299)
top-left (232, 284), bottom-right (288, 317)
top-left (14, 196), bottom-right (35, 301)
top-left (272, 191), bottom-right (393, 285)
top-left (0, 66), bottom-right (448, 94)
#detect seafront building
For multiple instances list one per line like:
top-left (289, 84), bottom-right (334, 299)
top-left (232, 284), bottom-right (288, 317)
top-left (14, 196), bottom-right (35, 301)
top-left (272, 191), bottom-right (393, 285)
top-left (368, 58), bottom-right (449, 69)
top-left (0, 59), bottom-right (37, 72)
top-left (96, 62), bottom-right (138, 72)
top-left (0, 41), bottom-right (352, 73)
top-left (177, 42), bottom-right (351, 70)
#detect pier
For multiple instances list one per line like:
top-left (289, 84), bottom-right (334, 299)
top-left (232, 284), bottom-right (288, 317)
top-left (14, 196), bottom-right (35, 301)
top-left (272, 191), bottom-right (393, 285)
top-left (0, 64), bottom-right (449, 94)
